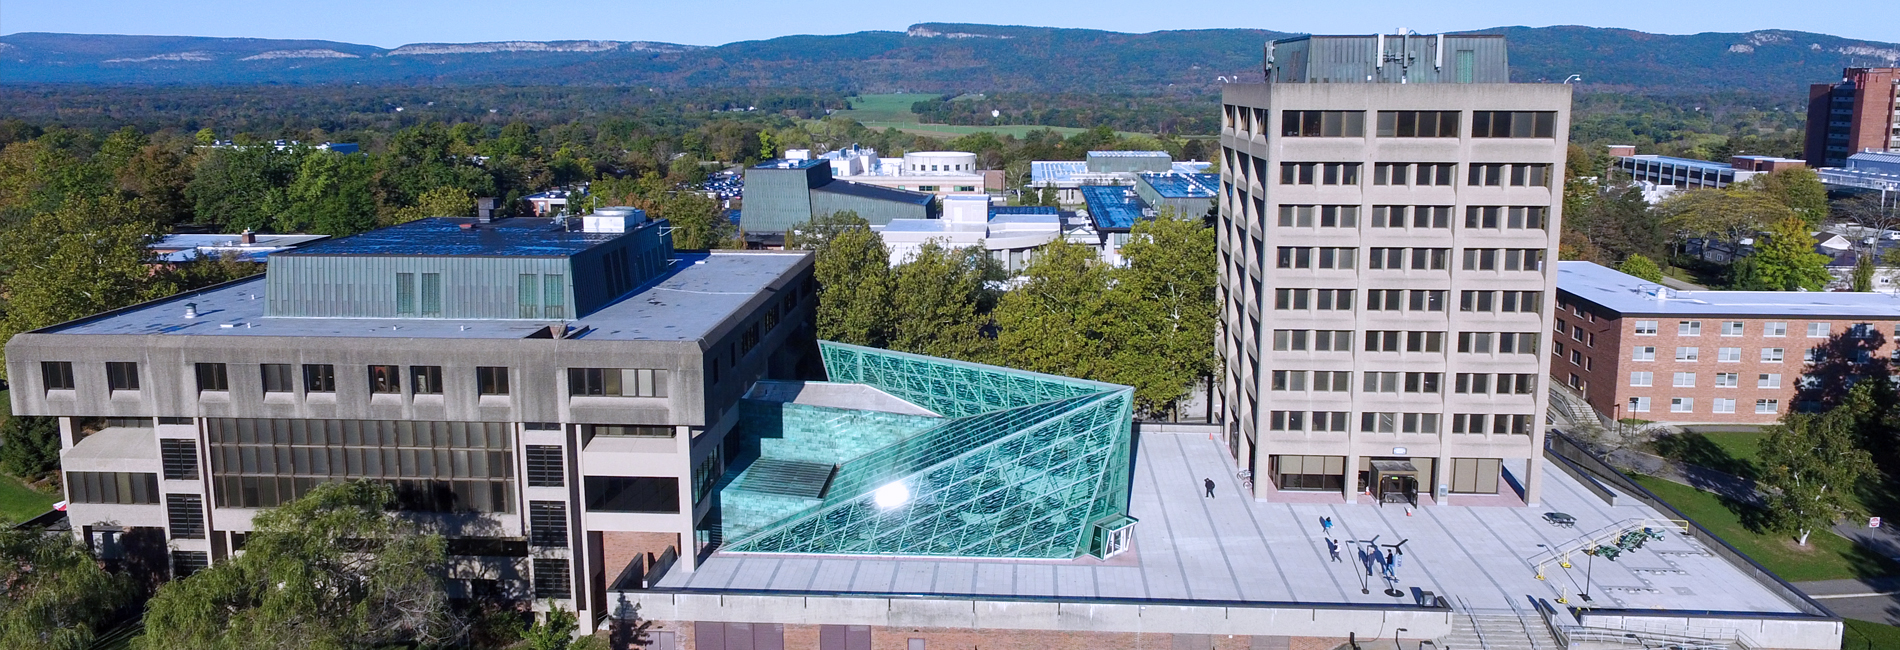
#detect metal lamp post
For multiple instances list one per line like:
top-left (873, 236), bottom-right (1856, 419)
top-left (1395, 627), bottom-right (1408, 650)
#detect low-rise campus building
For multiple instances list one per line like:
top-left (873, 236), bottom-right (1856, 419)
top-left (1554, 261), bottom-right (1900, 424)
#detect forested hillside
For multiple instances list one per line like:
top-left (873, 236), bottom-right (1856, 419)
top-left (4, 23), bottom-right (1897, 95)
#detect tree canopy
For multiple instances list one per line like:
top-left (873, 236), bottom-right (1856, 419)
top-left (135, 481), bottom-right (461, 650)
top-left (0, 526), bottom-right (134, 650)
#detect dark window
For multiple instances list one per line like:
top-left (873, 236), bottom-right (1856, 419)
top-left (543, 274), bottom-right (565, 319)
top-left (67, 471), bottom-right (160, 504)
top-left (1471, 111), bottom-right (1557, 138)
top-left (569, 368), bottom-right (611, 396)
top-left (585, 425), bottom-right (674, 439)
top-left (1281, 110), bottom-right (1365, 137)
top-left (584, 476), bottom-right (680, 513)
top-left (205, 418), bottom-right (515, 512)
top-left (167, 494), bottom-right (206, 539)
top-left (368, 365), bottom-right (401, 394)
top-left (395, 273), bottom-right (416, 315)
top-left (820, 625), bottom-right (874, 650)
top-left (1376, 111), bottom-right (1460, 137)
top-left (41, 361), bottom-right (75, 390)
top-left (533, 558), bottom-right (572, 598)
top-left (107, 362), bottom-right (141, 391)
top-left (171, 550), bottom-right (210, 579)
top-left (410, 366), bottom-right (443, 395)
top-left (529, 501), bottom-right (569, 547)
top-left (303, 364), bottom-right (336, 393)
top-left (419, 273), bottom-right (442, 318)
top-left (161, 439), bottom-right (199, 480)
top-left (477, 367), bottom-right (510, 396)
top-left (445, 537), bottom-right (529, 557)
top-left (261, 364), bottom-right (294, 393)
top-left (193, 363), bottom-right (228, 392)
top-left (526, 446), bottom-right (565, 487)
top-left (518, 274), bottom-right (541, 318)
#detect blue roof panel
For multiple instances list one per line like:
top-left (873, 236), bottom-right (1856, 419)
top-left (1140, 173), bottom-right (1220, 198)
top-left (274, 217), bottom-right (634, 258)
top-left (1080, 185), bottom-right (1148, 231)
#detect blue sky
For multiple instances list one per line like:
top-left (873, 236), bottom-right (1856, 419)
top-left (3, 0), bottom-right (1896, 47)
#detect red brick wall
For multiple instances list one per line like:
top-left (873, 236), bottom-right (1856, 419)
top-left (1552, 298), bottom-right (1897, 425)
top-left (601, 531), bottom-right (678, 586)
top-left (1847, 69), bottom-right (1899, 155)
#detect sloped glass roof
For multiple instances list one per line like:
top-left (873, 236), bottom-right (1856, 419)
top-left (718, 342), bottom-right (1134, 559)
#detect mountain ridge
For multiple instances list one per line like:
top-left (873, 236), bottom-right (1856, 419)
top-left (3, 24), bottom-right (1897, 94)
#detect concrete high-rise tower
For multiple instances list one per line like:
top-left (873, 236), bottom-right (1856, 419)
top-left (1215, 33), bottom-right (1569, 506)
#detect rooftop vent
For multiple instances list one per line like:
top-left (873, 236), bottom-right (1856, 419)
top-left (184, 302), bottom-right (198, 319)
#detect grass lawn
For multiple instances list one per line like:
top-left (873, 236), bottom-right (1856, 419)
top-left (1845, 618), bottom-right (1900, 650)
top-left (1631, 475), bottom-right (1899, 582)
top-left (1650, 430), bottom-right (1769, 479)
top-left (0, 474), bottom-right (57, 523)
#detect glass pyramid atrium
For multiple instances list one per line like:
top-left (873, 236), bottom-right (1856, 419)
top-left (716, 342), bottom-right (1135, 559)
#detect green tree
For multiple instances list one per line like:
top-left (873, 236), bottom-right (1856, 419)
top-left (0, 415), bottom-right (60, 479)
top-left (387, 185), bottom-right (476, 225)
top-left (1110, 211), bottom-right (1218, 415)
top-left (116, 143), bottom-right (195, 226)
top-left (1658, 186), bottom-right (1792, 245)
top-left (185, 145), bottom-right (297, 232)
top-left (135, 481), bottom-right (462, 650)
top-left (0, 526), bottom-right (134, 650)
top-left (1616, 254), bottom-right (1665, 282)
top-left (0, 196), bottom-right (167, 366)
top-left (651, 190), bottom-right (733, 250)
top-left (888, 243), bottom-right (995, 361)
top-left (1743, 217), bottom-right (1831, 291)
top-left (991, 239), bottom-right (1114, 378)
top-left (1758, 409), bottom-right (1876, 546)
top-left (520, 601), bottom-right (605, 650)
top-left (279, 150), bottom-right (378, 236)
top-left (1852, 253), bottom-right (1876, 292)
top-left (803, 213), bottom-right (893, 347)
top-left (1752, 168), bottom-right (1829, 228)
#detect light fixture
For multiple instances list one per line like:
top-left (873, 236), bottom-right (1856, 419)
top-left (873, 482), bottom-right (910, 509)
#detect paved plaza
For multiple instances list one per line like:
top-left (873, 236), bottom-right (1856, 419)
top-left (660, 432), bottom-right (1803, 615)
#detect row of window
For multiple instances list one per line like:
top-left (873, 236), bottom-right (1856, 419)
top-left (42, 361), bottom-right (669, 399)
top-left (1630, 372), bottom-right (1783, 389)
top-left (1263, 204), bottom-right (1546, 232)
top-left (1632, 320), bottom-right (1889, 339)
top-left (1272, 289), bottom-right (1543, 314)
top-left (1260, 110), bottom-right (1557, 139)
top-left (1453, 373), bottom-right (1539, 395)
top-left (1627, 397), bottom-right (1780, 415)
top-left (1630, 346), bottom-right (1790, 363)
top-left (1277, 161), bottom-right (1556, 188)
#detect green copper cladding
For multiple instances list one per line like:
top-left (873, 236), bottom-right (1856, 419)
top-left (719, 342), bottom-right (1135, 559)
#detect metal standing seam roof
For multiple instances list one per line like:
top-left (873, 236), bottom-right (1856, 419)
top-left (1558, 261), bottom-right (1900, 318)
top-left (272, 217), bottom-right (632, 258)
top-left (1030, 161), bottom-right (1088, 185)
top-left (1080, 185), bottom-right (1149, 231)
top-left (1619, 155), bottom-right (1738, 173)
top-left (810, 180), bottom-right (935, 205)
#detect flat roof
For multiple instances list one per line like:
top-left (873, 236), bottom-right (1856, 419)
top-left (1141, 172), bottom-right (1220, 199)
top-left (1619, 155), bottom-right (1737, 172)
top-left (658, 432), bottom-right (1803, 614)
top-left (40, 251), bottom-right (809, 342)
top-left (753, 158), bottom-right (827, 170)
top-left (1559, 261), bottom-right (1900, 318)
top-left (274, 217), bottom-right (635, 258)
top-left (1087, 150), bottom-right (1170, 158)
top-left (1080, 185), bottom-right (1148, 231)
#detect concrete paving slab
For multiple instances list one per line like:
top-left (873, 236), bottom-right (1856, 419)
top-left (658, 432), bottom-right (1804, 616)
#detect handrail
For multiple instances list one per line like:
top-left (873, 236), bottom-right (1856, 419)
top-left (1456, 596), bottom-right (1492, 650)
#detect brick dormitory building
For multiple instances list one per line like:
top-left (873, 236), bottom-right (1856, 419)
top-left (1554, 261), bottom-right (1900, 424)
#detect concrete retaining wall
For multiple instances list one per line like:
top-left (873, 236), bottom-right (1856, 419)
top-left (619, 591), bottom-right (1454, 639)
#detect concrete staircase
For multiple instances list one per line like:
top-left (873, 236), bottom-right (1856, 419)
top-left (1443, 613), bottom-right (1562, 650)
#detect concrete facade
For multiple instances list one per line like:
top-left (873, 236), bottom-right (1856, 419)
top-left (1216, 78), bottom-right (1569, 507)
top-left (6, 217), bottom-right (818, 625)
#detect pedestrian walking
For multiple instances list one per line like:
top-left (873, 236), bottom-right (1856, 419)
top-left (1203, 478), bottom-right (1216, 498)
top-left (1321, 516), bottom-right (1333, 535)
top-left (1326, 538), bottom-right (1341, 562)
